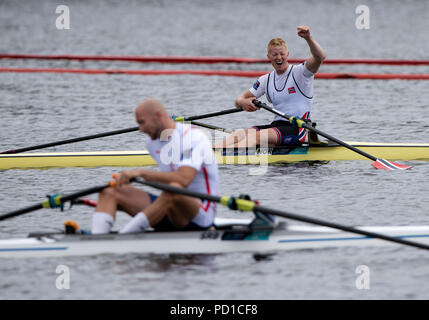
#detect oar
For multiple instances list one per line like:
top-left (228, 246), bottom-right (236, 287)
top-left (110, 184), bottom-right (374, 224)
top-left (173, 107), bottom-right (243, 122)
top-left (133, 178), bottom-right (429, 251)
top-left (173, 108), bottom-right (241, 133)
top-left (0, 182), bottom-right (114, 221)
top-left (183, 120), bottom-right (232, 133)
top-left (0, 127), bottom-right (139, 154)
top-left (1, 108), bottom-right (241, 154)
top-left (252, 100), bottom-right (412, 171)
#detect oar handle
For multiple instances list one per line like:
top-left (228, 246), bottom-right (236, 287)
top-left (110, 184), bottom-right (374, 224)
top-left (252, 100), bottom-right (377, 162)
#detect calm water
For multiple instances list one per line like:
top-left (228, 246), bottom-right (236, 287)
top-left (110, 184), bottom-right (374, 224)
top-left (0, 0), bottom-right (429, 300)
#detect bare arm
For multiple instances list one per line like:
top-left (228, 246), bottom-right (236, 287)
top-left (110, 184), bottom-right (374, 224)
top-left (297, 25), bottom-right (326, 74)
top-left (115, 166), bottom-right (197, 189)
top-left (235, 90), bottom-right (259, 112)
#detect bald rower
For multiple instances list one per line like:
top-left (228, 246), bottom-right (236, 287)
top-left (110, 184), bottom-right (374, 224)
top-left (91, 99), bottom-right (219, 234)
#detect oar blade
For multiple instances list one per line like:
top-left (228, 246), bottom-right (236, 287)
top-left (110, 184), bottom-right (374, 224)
top-left (372, 159), bottom-right (412, 170)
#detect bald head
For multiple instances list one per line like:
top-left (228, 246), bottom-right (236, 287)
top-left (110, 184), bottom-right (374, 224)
top-left (136, 98), bottom-right (168, 117)
top-left (135, 99), bottom-right (174, 139)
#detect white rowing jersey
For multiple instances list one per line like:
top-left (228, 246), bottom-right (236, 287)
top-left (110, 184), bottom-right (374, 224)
top-left (146, 122), bottom-right (219, 227)
top-left (249, 62), bottom-right (314, 122)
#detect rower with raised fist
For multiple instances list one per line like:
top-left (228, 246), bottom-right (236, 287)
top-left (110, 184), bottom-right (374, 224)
top-left (214, 25), bottom-right (326, 149)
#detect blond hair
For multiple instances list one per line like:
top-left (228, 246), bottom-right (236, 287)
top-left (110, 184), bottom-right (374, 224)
top-left (267, 38), bottom-right (288, 53)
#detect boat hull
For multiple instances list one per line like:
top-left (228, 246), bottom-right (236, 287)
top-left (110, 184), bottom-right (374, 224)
top-left (1, 142), bottom-right (429, 170)
top-left (1, 224), bottom-right (429, 258)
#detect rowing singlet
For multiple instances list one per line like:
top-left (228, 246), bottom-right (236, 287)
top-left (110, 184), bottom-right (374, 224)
top-left (249, 63), bottom-right (314, 143)
top-left (249, 62), bottom-right (313, 121)
top-left (146, 123), bottom-right (219, 227)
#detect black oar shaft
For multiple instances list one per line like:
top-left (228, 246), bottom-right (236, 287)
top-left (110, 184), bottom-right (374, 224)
top-left (1, 127), bottom-right (139, 154)
top-left (59, 184), bottom-right (112, 202)
top-left (253, 100), bottom-right (377, 162)
top-left (0, 184), bottom-right (111, 221)
top-left (134, 178), bottom-right (429, 251)
top-left (189, 120), bottom-right (232, 133)
top-left (135, 179), bottom-right (221, 202)
top-left (253, 205), bottom-right (429, 251)
top-left (0, 204), bottom-right (44, 221)
top-left (185, 108), bottom-right (243, 121)
top-left (1, 108), bottom-right (241, 154)
top-left (302, 123), bottom-right (377, 161)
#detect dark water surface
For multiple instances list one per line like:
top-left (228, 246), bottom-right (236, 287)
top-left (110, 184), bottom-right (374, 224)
top-left (0, 0), bottom-right (428, 299)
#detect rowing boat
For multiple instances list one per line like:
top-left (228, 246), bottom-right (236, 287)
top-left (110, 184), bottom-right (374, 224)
top-left (1, 141), bottom-right (428, 170)
top-left (1, 217), bottom-right (429, 258)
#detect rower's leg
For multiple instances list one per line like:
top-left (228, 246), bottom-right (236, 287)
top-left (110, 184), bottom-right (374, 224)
top-left (213, 128), bottom-right (248, 148)
top-left (233, 128), bottom-right (279, 148)
top-left (92, 185), bottom-right (152, 234)
top-left (143, 182), bottom-right (201, 228)
top-left (95, 185), bottom-right (152, 218)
